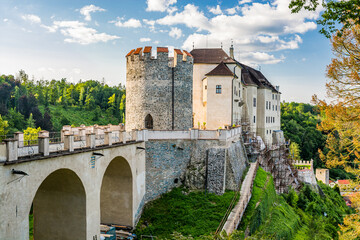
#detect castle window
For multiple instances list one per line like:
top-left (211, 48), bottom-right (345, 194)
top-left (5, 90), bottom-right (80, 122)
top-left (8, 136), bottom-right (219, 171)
top-left (272, 105), bottom-right (274, 111)
top-left (205, 85), bottom-right (207, 90)
top-left (253, 97), bottom-right (256, 107)
top-left (269, 102), bottom-right (271, 110)
top-left (276, 105), bottom-right (277, 111)
top-left (145, 114), bottom-right (153, 129)
top-left (272, 94), bottom-right (274, 100)
top-left (253, 116), bottom-right (256, 123)
top-left (216, 85), bottom-right (222, 94)
top-left (275, 95), bottom-right (277, 100)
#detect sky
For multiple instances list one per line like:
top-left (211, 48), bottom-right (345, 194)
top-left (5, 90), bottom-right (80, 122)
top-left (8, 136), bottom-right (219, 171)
top-left (0, 0), bottom-right (333, 103)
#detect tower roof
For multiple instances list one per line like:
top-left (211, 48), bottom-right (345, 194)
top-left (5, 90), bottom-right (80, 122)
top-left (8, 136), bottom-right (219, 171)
top-left (205, 62), bottom-right (235, 77)
top-left (190, 48), bottom-right (235, 64)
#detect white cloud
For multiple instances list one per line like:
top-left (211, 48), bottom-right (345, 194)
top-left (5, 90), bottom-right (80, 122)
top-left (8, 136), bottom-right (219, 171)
top-left (41, 24), bottom-right (58, 33)
top-left (146, 0), bottom-right (177, 12)
top-left (22, 14), bottom-right (41, 24)
top-left (3, 19), bottom-right (8, 22)
top-left (80, 5), bottom-right (105, 21)
top-left (155, 0), bottom-right (321, 65)
top-left (226, 7), bottom-right (239, 15)
top-left (51, 21), bottom-right (120, 45)
top-left (241, 52), bottom-right (285, 65)
top-left (140, 37), bottom-right (151, 42)
top-left (153, 40), bottom-right (160, 44)
top-left (239, 0), bottom-right (252, 4)
top-left (169, 27), bottom-right (182, 39)
top-left (143, 19), bottom-right (156, 31)
top-left (113, 18), bottom-right (142, 28)
top-left (157, 4), bottom-right (210, 31)
top-left (209, 5), bottom-right (222, 15)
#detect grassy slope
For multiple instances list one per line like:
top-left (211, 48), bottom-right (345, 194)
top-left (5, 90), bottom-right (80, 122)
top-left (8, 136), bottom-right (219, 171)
top-left (237, 167), bottom-right (350, 240)
top-left (238, 167), bottom-right (300, 239)
top-left (134, 187), bottom-right (238, 239)
top-left (39, 105), bottom-right (121, 131)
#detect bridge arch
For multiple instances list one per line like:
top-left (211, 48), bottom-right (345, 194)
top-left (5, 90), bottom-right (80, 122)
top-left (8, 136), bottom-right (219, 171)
top-left (32, 168), bottom-right (86, 240)
top-left (100, 156), bottom-right (133, 226)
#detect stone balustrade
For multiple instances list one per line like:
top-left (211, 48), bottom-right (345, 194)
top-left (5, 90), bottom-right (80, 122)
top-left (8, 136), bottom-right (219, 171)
top-left (0, 126), bottom-right (242, 162)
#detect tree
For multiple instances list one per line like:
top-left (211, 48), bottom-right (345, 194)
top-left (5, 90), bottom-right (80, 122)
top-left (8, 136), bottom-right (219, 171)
top-left (0, 115), bottom-right (9, 140)
top-left (289, 0), bottom-right (360, 38)
top-left (27, 113), bottom-right (36, 128)
top-left (290, 142), bottom-right (301, 160)
top-left (314, 25), bottom-right (360, 176)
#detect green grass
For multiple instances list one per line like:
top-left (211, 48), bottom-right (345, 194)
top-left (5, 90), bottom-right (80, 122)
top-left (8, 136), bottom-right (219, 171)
top-left (29, 213), bottom-right (33, 240)
top-left (236, 167), bottom-right (350, 240)
top-left (134, 187), bottom-right (238, 239)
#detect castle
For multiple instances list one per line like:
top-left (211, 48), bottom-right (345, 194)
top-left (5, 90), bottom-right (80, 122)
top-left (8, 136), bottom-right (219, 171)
top-left (125, 45), bottom-right (281, 145)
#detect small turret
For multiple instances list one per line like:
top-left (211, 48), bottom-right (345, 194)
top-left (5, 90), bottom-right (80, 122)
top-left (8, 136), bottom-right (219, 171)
top-left (229, 42), bottom-right (234, 59)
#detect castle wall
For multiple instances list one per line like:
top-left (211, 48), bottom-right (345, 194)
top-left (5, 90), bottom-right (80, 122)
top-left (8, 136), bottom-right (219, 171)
top-left (144, 138), bottom-right (248, 201)
top-left (126, 47), bottom-right (193, 131)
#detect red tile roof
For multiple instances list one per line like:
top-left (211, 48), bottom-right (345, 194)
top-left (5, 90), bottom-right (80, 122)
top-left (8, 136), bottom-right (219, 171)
top-left (205, 62), bottom-right (235, 77)
top-left (157, 47), bottom-right (169, 53)
top-left (183, 50), bottom-right (192, 57)
top-left (126, 49), bottom-right (135, 57)
top-left (143, 46), bottom-right (152, 53)
top-left (134, 47), bottom-right (143, 55)
top-left (338, 180), bottom-right (350, 185)
top-left (174, 49), bottom-right (183, 55)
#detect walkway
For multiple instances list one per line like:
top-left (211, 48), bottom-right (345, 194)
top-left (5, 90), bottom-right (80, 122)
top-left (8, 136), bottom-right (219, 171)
top-left (222, 161), bottom-right (259, 234)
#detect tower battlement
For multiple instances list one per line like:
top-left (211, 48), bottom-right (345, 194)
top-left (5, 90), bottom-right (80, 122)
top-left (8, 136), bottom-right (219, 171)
top-left (125, 46), bottom-right (193, 131)
top-left (126, 46), bottom-right (193, 67)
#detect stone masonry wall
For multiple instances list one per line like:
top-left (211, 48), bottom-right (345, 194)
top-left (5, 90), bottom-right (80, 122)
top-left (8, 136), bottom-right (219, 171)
top-left (207, 148), bottom-right (226, 195)
top-left (126, 47), bottom-right (193, 131)
top-left (145, 138), bottom-right (248, 202)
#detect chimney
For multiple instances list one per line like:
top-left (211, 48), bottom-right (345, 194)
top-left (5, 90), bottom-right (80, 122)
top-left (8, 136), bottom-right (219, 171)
top-left (229, 43), bottom-right (234, 59)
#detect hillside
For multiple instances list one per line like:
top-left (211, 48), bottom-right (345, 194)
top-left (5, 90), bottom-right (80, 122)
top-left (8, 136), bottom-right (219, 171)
top-left (237, 167), bottom-right (351, 239)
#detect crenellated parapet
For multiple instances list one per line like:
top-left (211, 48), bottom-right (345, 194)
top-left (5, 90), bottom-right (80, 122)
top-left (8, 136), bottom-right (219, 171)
top-left (126, 46), bottom-right (193, 68)
top-left (292, 159), bottom-right (313, 170)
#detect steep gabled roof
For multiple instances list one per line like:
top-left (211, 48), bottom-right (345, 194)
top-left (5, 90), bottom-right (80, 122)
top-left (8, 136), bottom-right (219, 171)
top-left (190, 48), bottom-right (236, 64)
top-left (205, 62), bottom-right (235, 77)
top-left (236, 61), bottom-right (279, 93)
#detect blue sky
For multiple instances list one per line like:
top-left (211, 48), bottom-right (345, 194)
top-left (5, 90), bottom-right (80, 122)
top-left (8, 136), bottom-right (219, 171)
top-left (0, 0), bottom-right (332, 103)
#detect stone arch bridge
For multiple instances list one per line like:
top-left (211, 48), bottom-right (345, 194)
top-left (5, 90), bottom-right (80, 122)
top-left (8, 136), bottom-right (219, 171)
top-left (0, 125), bottom-right (244, 240)
top-left (0, 130), bottom-right (146, 240)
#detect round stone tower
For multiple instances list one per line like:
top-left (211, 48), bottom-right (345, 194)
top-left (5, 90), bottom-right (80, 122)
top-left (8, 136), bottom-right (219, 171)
top-left (125, 46), bottom-right (193, 131)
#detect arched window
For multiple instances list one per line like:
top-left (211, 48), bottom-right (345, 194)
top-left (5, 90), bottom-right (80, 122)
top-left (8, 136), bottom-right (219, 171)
top-left (145, 114), bottom-right (153, 129)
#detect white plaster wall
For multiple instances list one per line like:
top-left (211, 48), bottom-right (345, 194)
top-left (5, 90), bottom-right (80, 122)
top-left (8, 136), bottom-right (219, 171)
top-left (193, 64), bottom-right (218, 128)
top-left (206, 75), bottom-right (233, 129)
top-left (243, 85), bottom-right (258, 133)
top-left (257, 88), bottom-right (281, 145)
top-left (0, 142), bottom-right (146, 240)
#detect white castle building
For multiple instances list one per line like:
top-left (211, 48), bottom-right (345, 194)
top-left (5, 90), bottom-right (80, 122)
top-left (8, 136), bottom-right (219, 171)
top-left (190, 45), bottom-right (281, 145)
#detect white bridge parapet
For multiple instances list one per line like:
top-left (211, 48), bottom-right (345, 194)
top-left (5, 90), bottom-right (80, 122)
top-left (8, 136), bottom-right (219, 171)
top-left (0, 125), bottom-right (242, 162)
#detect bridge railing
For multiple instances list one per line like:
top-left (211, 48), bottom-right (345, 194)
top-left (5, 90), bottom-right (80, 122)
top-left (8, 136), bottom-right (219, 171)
top-left (0, 126), bottom-right (242, 162)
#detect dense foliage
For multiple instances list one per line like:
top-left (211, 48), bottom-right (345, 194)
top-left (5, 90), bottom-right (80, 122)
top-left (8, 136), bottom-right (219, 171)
top-left (134, 187), bottom-right (238, 239)
top-left (0, 71), bottom-right (125, 134)
top-left (281, 102), bottom-right (326, 164)
top-left (289, 0), bottom-right (360, 38)
top-left (238, 168), bottom-right (350, 240)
